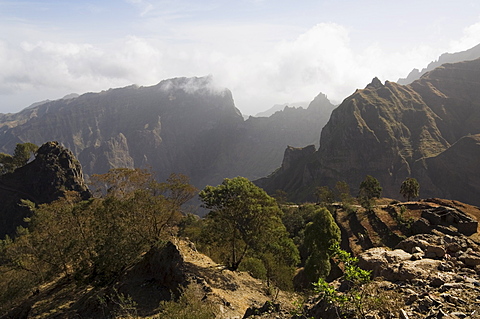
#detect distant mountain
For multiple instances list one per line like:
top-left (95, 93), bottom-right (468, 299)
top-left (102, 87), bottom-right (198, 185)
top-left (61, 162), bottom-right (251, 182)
top-left (398, 43), bottom-right (480, 85)
top-left (0, 141), bottom-right (91, 237)
top-left (257, 58), bottom-right (480, 206)
top-left (255, 101), bottom-right (309, 117)
top-left (0, 77), bottom-right (335, 193)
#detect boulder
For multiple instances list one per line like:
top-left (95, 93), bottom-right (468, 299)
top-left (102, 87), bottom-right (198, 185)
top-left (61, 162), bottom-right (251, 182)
top-left (358, 247), bottom-right (412, 277)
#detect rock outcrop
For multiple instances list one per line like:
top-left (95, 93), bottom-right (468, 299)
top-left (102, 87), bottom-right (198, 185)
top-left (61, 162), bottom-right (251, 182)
top-left (257, 59), bottom-right (480, 206)
top-left (0, 141), bottom-right (91, 237)
top-left (304, 232), bottom-right (480, 319)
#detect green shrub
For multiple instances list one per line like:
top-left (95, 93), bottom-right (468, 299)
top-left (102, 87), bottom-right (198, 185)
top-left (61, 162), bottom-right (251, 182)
top-left (239, 257), bottom-right (267, 280)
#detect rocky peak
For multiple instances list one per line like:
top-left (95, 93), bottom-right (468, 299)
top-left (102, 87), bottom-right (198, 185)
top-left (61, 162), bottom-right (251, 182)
top-left (366, 77), bottom-right (384, 89)
top-left (23, 141), bottom-right (91, 201)
top-left (0, 141), bottom-right (91, 237)
top-left (281, 145), bottom-right (316, 171)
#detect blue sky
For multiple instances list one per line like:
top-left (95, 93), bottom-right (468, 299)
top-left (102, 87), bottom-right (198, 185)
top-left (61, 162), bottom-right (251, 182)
top-left (1, 0), bottom-right (480, 115)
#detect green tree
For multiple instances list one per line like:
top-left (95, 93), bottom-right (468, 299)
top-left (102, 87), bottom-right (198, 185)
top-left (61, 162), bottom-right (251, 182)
top-left (0, 142), bottom-right (38, 174)
top-left (315, 186), bottom-right (335, 206)
top-left (302, 205), bottom-right (341, 282)
top-left (335, 181), bottom-right (352, 203)
top-left (400, 177), bottom-right (419, 201)
top-left (358, 175), bottom-right (382, 211)
top-left (199, 177), bottom-right (299, 274)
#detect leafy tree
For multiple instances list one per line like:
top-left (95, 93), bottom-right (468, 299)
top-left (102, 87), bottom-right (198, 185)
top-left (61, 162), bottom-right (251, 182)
top-left (400, 177), bottom-right (419, 201)
top-left (272, 189), bottom-right (288, 205)
top-left (12, 143), bottom-right (38, 167)
top-left (315, 186), bottom-right (335, 206)
top-left (302, 205), bottom-right (341, 282)
top-left (358, 175), bottom-right (382, 211)
top-left (335, 181), bottom-right (356, 214)
top-left (199, 177), bottom-right (299, 276)
top-left (334, 181), bottom-right (352, 203)
top-left (0, 142), bottom-right (38, 174)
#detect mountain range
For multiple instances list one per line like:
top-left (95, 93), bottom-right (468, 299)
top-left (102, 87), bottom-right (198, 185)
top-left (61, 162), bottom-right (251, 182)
top-left (2, 48), bottom-right (480, 208)
top-left (0, 76), bottom-right (334, 191)
top-left (257, 58), bottom-right (480, 206)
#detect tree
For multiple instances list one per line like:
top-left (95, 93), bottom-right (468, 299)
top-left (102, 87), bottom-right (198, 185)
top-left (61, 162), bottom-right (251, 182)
top-left (302, 205), bottom-right (341, 283)
top-left (315, 186), bottom-right (335, 206)
top-left (358, 175), bottom-right (382, 211)
top-left (400, 177), bottom-right (420, 201)
top-left (12, 143), bottom-right (38, 168)
top-left (335, 181), bottom-right (352, 203)
top-left (0, 142), bottom-right (38, 174)
top-left (199, 177), bottom-right (299, 273)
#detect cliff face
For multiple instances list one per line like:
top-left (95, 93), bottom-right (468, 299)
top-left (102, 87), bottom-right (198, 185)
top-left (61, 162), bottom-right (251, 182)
top-left (0, 141), bottom-right (91, 237)
top-left (0, 77), bottom-right (334, 189)
top-left (258, 59), bottom-right (480, 205)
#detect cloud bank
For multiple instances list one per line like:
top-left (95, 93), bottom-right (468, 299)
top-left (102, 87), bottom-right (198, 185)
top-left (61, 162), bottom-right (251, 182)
top-left (0, 16), bottom-right (477, 115)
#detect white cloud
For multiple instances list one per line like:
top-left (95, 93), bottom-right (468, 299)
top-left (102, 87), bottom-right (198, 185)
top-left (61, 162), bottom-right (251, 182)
top-left (0, 18), bottom-right (472, 115)
top-left (449, 19), bottom-right (480, 52)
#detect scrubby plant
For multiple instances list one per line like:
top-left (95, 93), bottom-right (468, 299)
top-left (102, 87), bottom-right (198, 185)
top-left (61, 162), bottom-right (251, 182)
top-left (313, 243), bottom-right (403, 318)
top-left (157, 284), bottom-right (217, 319)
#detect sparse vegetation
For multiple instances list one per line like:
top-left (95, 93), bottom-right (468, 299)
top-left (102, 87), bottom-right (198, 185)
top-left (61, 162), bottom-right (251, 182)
top-left (157, 284), bottom-right (218, 319)
top-left (313, 243), bottom-right (404, 318)
top-left (0, 168), bottom-right (197, 314)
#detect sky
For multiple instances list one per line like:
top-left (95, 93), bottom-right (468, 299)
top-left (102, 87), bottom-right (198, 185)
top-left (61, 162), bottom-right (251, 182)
top-left (1, 1), bottom-right (480, 115)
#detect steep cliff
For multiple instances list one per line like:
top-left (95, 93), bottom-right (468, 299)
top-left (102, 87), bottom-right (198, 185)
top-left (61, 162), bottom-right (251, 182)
top-left (0, 141), bottom-right (91, 237)
top-left (0, 77), bottom-right (334, 189)
top-left (258, 59), bottom-right (480, 205)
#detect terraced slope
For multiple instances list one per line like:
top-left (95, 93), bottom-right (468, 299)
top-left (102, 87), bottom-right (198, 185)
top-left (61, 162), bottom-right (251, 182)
top-left (334, 198), bottom-right (480, 255)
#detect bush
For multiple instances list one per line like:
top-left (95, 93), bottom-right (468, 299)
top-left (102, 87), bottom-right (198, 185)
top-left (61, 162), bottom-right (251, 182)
top-left (239, 257), bottom-right (267, 280)
top-left (157, 284), bottom-right (217, 319)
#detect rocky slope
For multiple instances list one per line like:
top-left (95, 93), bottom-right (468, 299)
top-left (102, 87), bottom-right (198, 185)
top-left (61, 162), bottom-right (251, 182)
top-left (301, 199), bottom-right (480, 319)
top-left (0, 141), bottom-right (91, 237)
top-left (0, 77), bottom-right (334, 191)
top-left (257, 58), bottom-right (480, 206)
top-left (1, 238), bottom-right (297, 319)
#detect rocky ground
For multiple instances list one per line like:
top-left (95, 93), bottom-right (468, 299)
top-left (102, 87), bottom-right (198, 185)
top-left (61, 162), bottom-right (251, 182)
top-left (353, 232), bottom-right (480, 318)
top-left (4, 199), bottom-right (480, 319)
top-left (246, 231), bottom-right (480, 318)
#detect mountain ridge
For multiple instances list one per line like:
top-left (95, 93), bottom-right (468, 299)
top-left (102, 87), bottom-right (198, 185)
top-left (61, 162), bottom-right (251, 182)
top-left (0, 76), bottom-right (335, 193)
top-left (257, 58), bottom-right (480, 206)
top-left (398, 43), bottom-right (480, 85)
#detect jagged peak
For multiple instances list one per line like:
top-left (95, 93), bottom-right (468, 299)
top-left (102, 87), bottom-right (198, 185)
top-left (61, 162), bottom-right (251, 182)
top-left (366, 77), bottom-right (383, 89)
